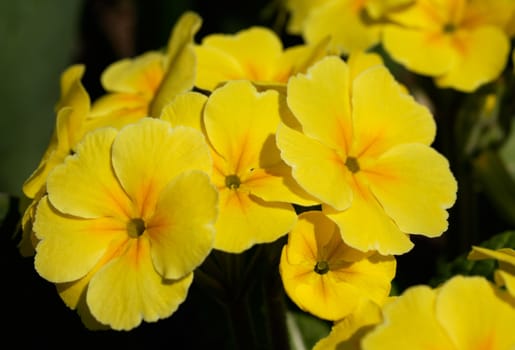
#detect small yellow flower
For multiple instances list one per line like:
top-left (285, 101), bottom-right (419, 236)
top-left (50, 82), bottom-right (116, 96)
top-left (280, 211), bottom-right (396, 321)
top-left (468, 246), bottom-right (515, 297)
top-left (362, 275), bottom-right (515, 349)
top-left (194, 26), bottom-right (328, 91)
top-left (383, 0), bottom-right (515, 91)
top-left (33, 118), bottom-right (218, 330)
top-left (91, 11), bottom-right (201, 119)
top-left (159, 82), bottom-right (317, 253)
top-left (277, 55), bottom-right (457, 255)
top-left (284, 0), bottom-right (412, 54)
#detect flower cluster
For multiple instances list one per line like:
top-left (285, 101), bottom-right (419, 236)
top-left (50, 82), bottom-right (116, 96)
top-left (17, 0), bottom-right (515, 347)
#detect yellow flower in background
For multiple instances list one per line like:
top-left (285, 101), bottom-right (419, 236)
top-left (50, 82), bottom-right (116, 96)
top-left (284, 0), bottom-right (412, 54)
top-left (159, 82), bottom-right (317, 253)
top-left (91, 11), bottom-right (201, 119)
top-left (194, 26), bottom-right (328, 91)
top-left (383, 0), bottom-right (515, 92)
top-left (361, 275), bottom-right (515, 349)
top-left (33, 118), bottom-right (218, 330)
top-left (468, 246), bottom-right (515, 297)
top-left (280, 211), bottom-right (396, 321)
top-left (277, 55), bottom-right (457, 255)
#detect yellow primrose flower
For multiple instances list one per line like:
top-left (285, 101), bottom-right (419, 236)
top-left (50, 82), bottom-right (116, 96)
top-left (468, 246), bottom-right (515, 297)
top-left (33, 118), bottom-right (218, 330)
top-left (91, 11), bottom-right (201, 119)
top-left (277, 55), bottom-right (457, 255)
top-left (284, 0), bottom-right (413, 54)
top-left (159, 82), bottom-right (317, 253)
top-left (280, 211), bottom-right (396, 321)
top-left (361, 275), bottom-right (515, 349)
top-left (193, 26), bottom-right (328, 91)
top-left (383, 0), bottom-right (515, 92)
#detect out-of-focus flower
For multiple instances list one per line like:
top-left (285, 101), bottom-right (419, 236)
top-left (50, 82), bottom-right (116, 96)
top-left (91, 11), bottom-right (201, 119)
top-left (33, 118), bottom-right (218, 330)
top-left (361, 275), bottom-right (515, 349)
top-left (159, 82), bottom-right (317, 253)
top-left (468, 246), bottom-right (515, 297)
top-left (193, 26), bottom-right (328, 91)
top-left (383, 0), bottom-right (515, 92)
top-left (279, 211), bottom-right (396, 321)
top-left (283, 0), bottom-right (412, 54)
top-left (277, 55), bottom-right (457, 255)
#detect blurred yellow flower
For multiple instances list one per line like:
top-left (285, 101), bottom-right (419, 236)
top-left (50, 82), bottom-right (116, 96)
top-left (284, 0), bottom-right (412, 54)
top-left (468, 246), bottom-right (515, 297)
top-left (383, 0), bottom-right (515, 91)
top-left (91, 11), bottom-right (201, 119)
top-left (277, 55), bottom-right (457, 255)
top-left (194, 26), bottom-right (328, 91)
top-left (33, 118), bottom-right (218, 330)
top-left (362, 275), bottom-right (515, 349)
top-left (279, 211), bottom-right (396, 321)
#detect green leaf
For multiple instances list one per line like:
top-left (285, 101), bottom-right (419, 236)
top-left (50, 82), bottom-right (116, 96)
top-left (499, 118), bottom-right (515, 180)
top-left (430, 231), bottom-right (515, 287)
top-left (287, 310), bottom-right (331, 350)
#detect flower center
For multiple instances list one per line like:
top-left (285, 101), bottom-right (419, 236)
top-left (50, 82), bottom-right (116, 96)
top-left (127, 218), bottom-right (146, 238)
top-left (225, 174), bottom-right (241, 190)
top-left (345, 156), bottom-right (360, 173)
top-left (443, 22), bottom-right (456, 33)
top-left (314, 260), bottom-right (330, 275)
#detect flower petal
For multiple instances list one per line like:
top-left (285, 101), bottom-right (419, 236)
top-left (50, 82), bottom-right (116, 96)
top-left (362, 285), bottom-right (455, 349)
top-left (214, 189), bottom-right (296, 253)
top-left (286, 56), bottom-right (352, 153)
top-left (46, 127), bottom-right (132, 219)
top-left (277, 123), bottom-right (353, 211)
top-left (436, 276), bottom-right (515, 350)
top-left (34, 197), bottom-right (127, 283)
top-left (351, 65), bottom-right (436, 158)
top-left (366, 143), bottom-right (457, 237)
top-left (111, 118), bottom-right (211, 219)
top-left (159, 91), bottom-right (207, 131)
top-left (147, 170), bottom-right (217, 280)
top-left (204, 80), bottom-right (280, 173)
top-left (435, 26), bottom-right (510, 92)
top-left (87, 236), bottom-right (194, 331)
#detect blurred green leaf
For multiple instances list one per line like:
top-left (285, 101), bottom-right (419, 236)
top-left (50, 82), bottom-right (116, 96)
top-left (0, 0), bottom-right (84, 196)
top-left (499, 118), bottom-right (515, 180)
top-left (287, 310), bottom-right (331, 350)
top-left (430, 231), bottom-right (515, 287)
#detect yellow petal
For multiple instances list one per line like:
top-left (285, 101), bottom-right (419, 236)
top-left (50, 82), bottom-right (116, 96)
top-left (324, 179), bottom-right (414, 255)
top-left (147, 170), bottom-right (217, 280)
top-left (346, 51), bottom-right (384, 82)
top-left (46, 127), bottom-right (132, 219)
top-left (34, 197), bottom-right (127, 283)
top-left (435, 26), bottom-right (510, 92)
top-left (56, 64), bottom-right (90, 115)
top-left (204, 80), bottom-right (280, 173)
top-left (382, 25), bottom-right (457, 76)
top-left (304, 0), bottom-right (381, 54)
top-left (496, 270), bottom-right (515, 297)
top-left (286, 56), bottom-right (352, 153)
top-left (468, 246), bottom-right (515, 266)
top-left (436, 276), bottom-right (515, 350)
top-left (111, 118), bottom-right (211, 219)
top-left (149, 11), bottom-right (201, 116)
top-left (87, 236), bottom-right (194, 330)
top-left (89, 93), bottom-right (149, 121)
top-left (214, 189), bottom-right (296, 253)
top-left (277, 123), bottom-right (353, 211)
top-left (351, 65), bottom-right (436, 158)
top-left (365, 143), bottom-right (457, 237)
top-left (193, 45), bottom-right (246, 91)
top-left (159, 91), bottom-right (207, 130)
top-left (362, 285), bottom-right (455, 349)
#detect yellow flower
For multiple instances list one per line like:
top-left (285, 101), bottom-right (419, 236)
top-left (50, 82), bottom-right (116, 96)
top-left (468, 246), bottom-right (515, 297)
top-left (277, 55), bottom-right (457, 255)
top-left (33, 118), bottom-right (218, 330)
top-left (159, 82), bottom-right (317, 253)
top-left (284, 0), bottom-right (412, 54)
top-left (194, 26), bottom-right (328, 91)
top-left (361, 275), bottom-right (515, 349)
top-left (383, 0), bottom-right (515, 92)
top-left (280, 211), bottom-right (396, 321)
top-left (91, 11), bottom-right (201, 119)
